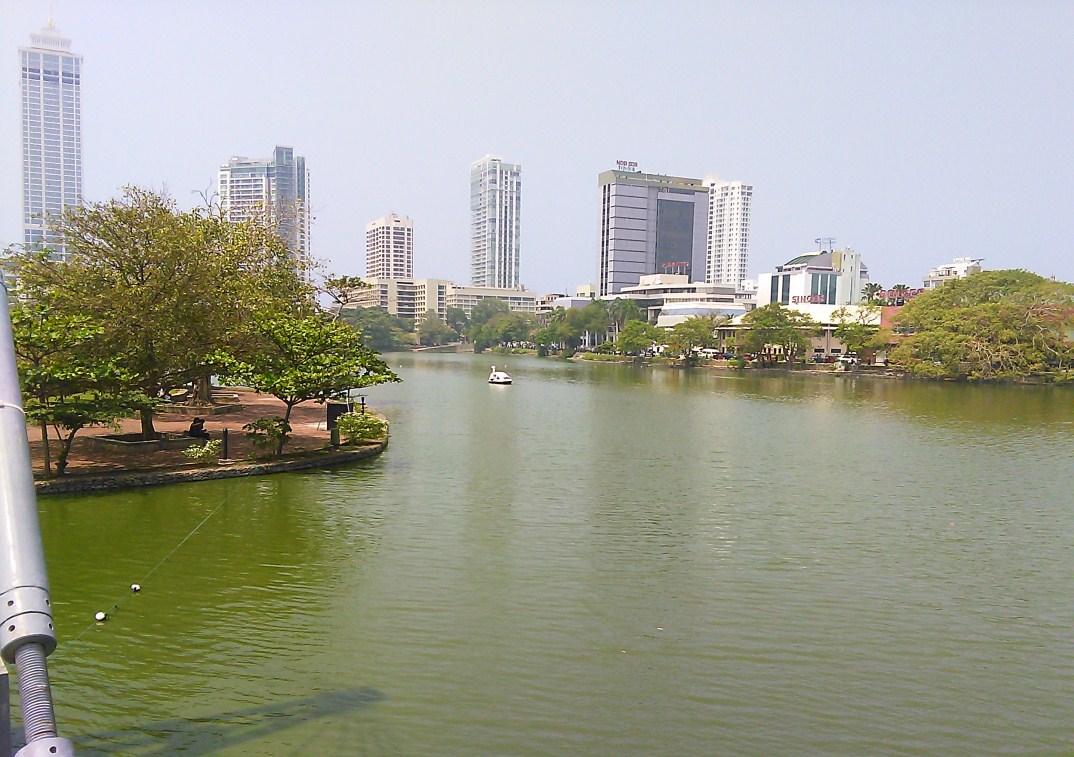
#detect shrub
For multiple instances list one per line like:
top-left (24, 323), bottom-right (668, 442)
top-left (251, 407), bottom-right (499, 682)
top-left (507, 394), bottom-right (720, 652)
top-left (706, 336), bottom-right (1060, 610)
top-left (182, 439), bottom-right (221, 465)
top-left (243, 416), bottom-right (291, 456)
top-left (336, 412), bottom-right (387, 444)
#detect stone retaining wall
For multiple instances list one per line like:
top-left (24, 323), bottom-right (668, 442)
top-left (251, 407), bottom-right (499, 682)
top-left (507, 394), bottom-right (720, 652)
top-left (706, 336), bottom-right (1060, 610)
top-left (35, 438), bottom-right (388, 496)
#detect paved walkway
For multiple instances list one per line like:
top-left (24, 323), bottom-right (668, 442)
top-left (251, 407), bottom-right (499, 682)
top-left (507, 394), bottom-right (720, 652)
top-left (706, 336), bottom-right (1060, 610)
top-left (24, 390), bottom-right (351, 478)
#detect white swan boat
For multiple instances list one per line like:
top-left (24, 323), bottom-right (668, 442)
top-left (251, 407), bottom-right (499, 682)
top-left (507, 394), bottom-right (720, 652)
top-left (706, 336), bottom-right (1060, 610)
top-left (488, 366), bottom-right (512, 385)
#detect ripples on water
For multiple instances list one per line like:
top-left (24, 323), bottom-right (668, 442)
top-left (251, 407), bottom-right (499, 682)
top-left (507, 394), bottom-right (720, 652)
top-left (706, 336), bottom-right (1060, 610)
top-left (35, 354), bottom-right (1074, 754)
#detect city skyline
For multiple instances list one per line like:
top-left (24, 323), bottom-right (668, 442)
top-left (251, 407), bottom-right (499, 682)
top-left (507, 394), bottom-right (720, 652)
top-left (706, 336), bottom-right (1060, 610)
top-left (2, 1), bottom-right (1073, 291)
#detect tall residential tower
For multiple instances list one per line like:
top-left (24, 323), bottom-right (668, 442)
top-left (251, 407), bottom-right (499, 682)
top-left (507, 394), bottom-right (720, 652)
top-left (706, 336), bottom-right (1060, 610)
top-left (366, 213), bottom-right (413, 279)
top-left (218, 146), bottom-right (310, 266)
top-left (470, 155), bottom-right (521, 288)
top-left (20, 23), bottom-right (82, 260)
top-left (705, 179), bottom-right (753, 288)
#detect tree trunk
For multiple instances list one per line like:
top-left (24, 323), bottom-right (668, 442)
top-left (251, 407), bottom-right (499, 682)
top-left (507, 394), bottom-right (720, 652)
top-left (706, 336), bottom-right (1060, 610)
top-left (39, 421), bottom-right (53, 479)
top-left (276, 403), bottom-right (295, 456)
top-left (195, 373), bottom-right (212, 404)
top-left (140, 406), bottom-right (157, 440)
top-left (56, 429), bottom-right (79, 476)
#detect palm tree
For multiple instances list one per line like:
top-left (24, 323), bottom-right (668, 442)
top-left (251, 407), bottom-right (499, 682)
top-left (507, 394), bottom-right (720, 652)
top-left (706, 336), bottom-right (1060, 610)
top-left (890, 283), bottom-right (910, 305)
top-left (862, 282), bottom-right (883, 303)
top-left (608, 298), bottom-right (642, 337)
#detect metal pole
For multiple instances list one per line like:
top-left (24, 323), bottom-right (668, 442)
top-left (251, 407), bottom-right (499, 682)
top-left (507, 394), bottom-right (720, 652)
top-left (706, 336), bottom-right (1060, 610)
top-left (0, 276), bottom-right (74, 756)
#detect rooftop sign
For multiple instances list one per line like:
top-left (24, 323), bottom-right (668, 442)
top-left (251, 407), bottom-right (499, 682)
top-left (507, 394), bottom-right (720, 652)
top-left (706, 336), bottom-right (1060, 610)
top-left (616, 160), bottom-right (639, 172)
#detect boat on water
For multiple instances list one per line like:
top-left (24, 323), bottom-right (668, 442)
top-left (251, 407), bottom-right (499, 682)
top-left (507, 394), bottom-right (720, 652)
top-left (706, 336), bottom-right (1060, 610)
top-left (488, 366), bottom-right (512, 385)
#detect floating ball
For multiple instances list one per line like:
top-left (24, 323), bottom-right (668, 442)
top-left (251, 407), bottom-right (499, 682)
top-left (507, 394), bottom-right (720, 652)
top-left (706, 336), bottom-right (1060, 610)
top-left (94, 611), bottom-right (107, 622)
top-left (130, 584), bottom-right (141, 593)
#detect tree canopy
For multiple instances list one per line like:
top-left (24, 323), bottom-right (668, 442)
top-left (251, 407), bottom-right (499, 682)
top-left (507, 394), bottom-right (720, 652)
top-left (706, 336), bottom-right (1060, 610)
top-left (12, 187), bottom-right (310, 437)
top-left (739, 304), bottom-right (820, 364)
top-left (889, 270), bottom-right (1074, 379)
top-left (218, 313), bottom-right (398, 454)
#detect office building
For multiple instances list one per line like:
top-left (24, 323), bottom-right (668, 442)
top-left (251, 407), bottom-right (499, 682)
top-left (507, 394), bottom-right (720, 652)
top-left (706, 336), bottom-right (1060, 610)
top-left (705, 179), bottom-right (752, 288)
top-left (20, 22), bottom-right (82, 261)
top-left (597, 167), bottom-right (709, 296)
top-left (365, 213), bottom-right (413, 279)
top-left (756, 247), bottom-right (870, 320)
top-left (218, 146), bottom-right (310, 266)
top-left (470, 155), bottom-right (522, 288)
top-left (922, 257), bottom-right (983, 289)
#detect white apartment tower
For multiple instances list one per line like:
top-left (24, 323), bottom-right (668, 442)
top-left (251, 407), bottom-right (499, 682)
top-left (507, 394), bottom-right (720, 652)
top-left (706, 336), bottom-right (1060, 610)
top-left (366, 213), bottom-right (414, 279)
top-left (218, 146), bottom-right (310, 266)
top-left (470, 155), bottom-right (522, 288)
top-left (705, 179), bottom-right (752, 288)
top-left (20, 22), bottom-right (83, 261)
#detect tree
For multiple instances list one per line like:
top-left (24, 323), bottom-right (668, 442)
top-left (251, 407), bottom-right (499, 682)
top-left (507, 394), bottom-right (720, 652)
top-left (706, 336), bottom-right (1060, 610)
top-left (472, 312), bottom-right (534, 352)
top-left (832, 305), bottom-right (880, 356)
top-left (339, 307), bottom-right (412, 351)
top-left (667, 316), bottom-right (720, 364)
top-left (219, 313), bottom-right (399, 454)
top-left (740, 304), bottom-right (820, 364)
top-left (320, 275), bottom-right (370, 321)
top-left (862, 282), bottom-right (884, 303)
top-left (888, 284), bottom-right (911, 305)
top-left (577, 300), bottom-right (611, 348)
top-left (889, 270), bottom-right (1074, 379)
top-left (615, 320), bottom-right (663, 356)
top-left (608, 298), bottom-right (644, 336)
top-left (445, 307), bottom-right (469, 338)
top-left (11, 305), bottom-right (146, 476)
top-left (13, 188), bottom-right (309, 438)
top-left (416, 310), bottom-right (457, 346)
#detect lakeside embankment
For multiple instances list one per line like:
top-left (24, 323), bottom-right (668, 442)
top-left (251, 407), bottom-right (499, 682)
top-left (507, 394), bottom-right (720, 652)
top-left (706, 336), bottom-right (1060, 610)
top-left (26, 388), bottom-right (389, 491)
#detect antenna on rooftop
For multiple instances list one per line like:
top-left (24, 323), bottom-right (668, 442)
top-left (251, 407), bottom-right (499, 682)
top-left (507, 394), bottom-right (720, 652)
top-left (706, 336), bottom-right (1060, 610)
top-left (814, 237), bottom-right (836, 253)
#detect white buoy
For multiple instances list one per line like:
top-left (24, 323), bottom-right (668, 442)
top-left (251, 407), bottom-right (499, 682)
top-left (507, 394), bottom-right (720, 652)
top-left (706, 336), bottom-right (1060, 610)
top-left (94, 611), bottom-right (107, 622)
top-left (130, 583), bottom-right (141, 593)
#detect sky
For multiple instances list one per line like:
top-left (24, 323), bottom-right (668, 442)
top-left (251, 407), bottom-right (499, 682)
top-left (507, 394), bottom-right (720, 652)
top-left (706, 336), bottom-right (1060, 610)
top-left (2, 0), bottom-right (1072, 292)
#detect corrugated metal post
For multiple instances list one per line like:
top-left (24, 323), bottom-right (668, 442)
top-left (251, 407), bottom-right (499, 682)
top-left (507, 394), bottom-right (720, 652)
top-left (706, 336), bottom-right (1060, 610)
top-left (0, 275), bottom-right (74, 756)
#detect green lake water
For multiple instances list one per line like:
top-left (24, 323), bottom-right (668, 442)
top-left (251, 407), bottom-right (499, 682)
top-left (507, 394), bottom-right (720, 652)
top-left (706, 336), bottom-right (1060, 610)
top-left (35, 353), bottom-right (1074, 754)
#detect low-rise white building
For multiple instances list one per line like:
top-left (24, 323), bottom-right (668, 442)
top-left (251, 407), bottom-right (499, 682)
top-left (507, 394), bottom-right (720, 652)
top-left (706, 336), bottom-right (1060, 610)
top-left (345, 277), bottom-right (535, 321)
top-left (922, 257), bottom-right (983, 289)
top-left (757, 248), bottom-right (870, 320)
top-left (603, 273), bottom-right (754, 324)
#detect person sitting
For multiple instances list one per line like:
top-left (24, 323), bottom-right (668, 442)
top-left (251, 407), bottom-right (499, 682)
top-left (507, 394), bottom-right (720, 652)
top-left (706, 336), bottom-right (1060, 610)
top-left (186, 417), bottom-right (211, 440)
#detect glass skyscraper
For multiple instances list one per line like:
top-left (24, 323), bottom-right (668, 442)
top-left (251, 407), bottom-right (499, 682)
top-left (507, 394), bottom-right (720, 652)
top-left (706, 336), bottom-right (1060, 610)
top-left (20, 23), bottom-right (82, 261)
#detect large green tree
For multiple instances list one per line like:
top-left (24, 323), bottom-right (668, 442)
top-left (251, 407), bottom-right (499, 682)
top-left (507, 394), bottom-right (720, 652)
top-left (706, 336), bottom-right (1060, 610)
top-left (740, 304), bottom-right (820, 364)
top-left (615, 320), bottom-right (663, 356)
top-left (340, 307), bottom-right (413, 351)
top-left (667, 316), bottom-right (720, 364)
top-left (219, 313), bottom-right (399, 454)
top-left (832, 305), bottom-right (880, 356)
top-left (14, 188), bottom-right (308, 438)
top-left (890, 270), bottom-right (1074, 379)
top-left (11, 305), bottom-right (146, 476)
top-left (416, 310), bottom-right (457, 346)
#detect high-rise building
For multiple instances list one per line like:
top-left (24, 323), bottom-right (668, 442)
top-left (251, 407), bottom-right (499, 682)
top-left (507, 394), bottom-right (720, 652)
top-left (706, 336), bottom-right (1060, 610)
top-left (705, 179), bottom-right (752, 288)
top-left (470, 155), bottom-right (521, 288)
top-left (20, 22), bottom-right (82, 261)
top-left (365, 213), bottom-right (413, 279)
top-left (598, 167), bottom-right (710, 296)
top-left (218, 146), bottom-right (310, 266)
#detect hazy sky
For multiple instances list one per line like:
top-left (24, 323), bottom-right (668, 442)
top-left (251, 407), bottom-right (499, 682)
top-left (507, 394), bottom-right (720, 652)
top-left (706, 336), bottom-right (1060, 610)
top-left (2, 0), bottom-right (1072, 291)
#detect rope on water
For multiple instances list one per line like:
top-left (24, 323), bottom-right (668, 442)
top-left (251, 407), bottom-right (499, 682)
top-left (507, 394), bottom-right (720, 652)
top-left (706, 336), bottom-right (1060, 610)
top-left (62, 499), bottom-right (227, 647)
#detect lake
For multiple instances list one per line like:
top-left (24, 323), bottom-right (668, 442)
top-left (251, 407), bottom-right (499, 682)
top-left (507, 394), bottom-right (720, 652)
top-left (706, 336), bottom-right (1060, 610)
top-left (37, 352), bottom-right (1074, 754)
